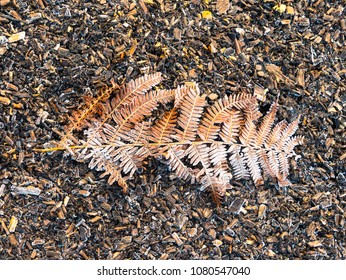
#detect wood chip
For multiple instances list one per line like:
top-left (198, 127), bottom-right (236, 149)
top-left (216, 0), bottom-right (229, 14)
top-left (297, 69), bottom-right (305, 87)
top-left (213, 239), bottom-right (223, 247)
top-left (267, 235), bottom-right (278, 243)
top-left (6, 82), bottom-right (18, 91)
top-left (201, 11), bottom-right (213, 19)
top-left (265, 63), bottom-right (295, 86)
top-left (0, 47), bottom-right (7, 55)
top-left (63, 196), bottom-right (70, 207)
top-left (9, 234), bottom-right (18, 247)
top-left (139, 0), bottom-right (148, 14)
top-left (339, 152), bottom-right (346, 161)
top-left (78, 190), bottom-right (90, 197)
top-left (308, 240), bottom-right (323, 247)
top-left (0, 218), bottom-right (10, 235)
top-left (8, 31), bottom-right (26, 43)
top-left (273, 4), bottom-right (286, 13)
top-left (8, 216), bottom-right (18, 233)
top-left (0, 0), bottom-right (11, 6)
top-left (11, 186), bottom-right (41, 196)
top-left (258, 204), bottom-right (267, 219)
top-left (89, 216), bottom-right (102, 223)
top-left (0, 96), bottom-right (11, 105)
top-left (120, 236), bottom-right (132, 243)
top-left (208, 93), bottom-right (218, 100)
top-left (171, 232), bottom-right (183, 246)
top-left (32, 238), bottom-right (45, 246)
top-left (254, 85), bottom-right (267, 101)
top-left (187, 228), bottom-right (197, 237)
top-left (0, 184), bottom-right (5, 197)
top-left (229, 197), bottom-right (244, 213)
top-left (286, 6), bottom-right (295, 15)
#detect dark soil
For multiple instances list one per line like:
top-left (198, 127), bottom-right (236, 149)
top-left (0, 0), bottom-right (345, 260)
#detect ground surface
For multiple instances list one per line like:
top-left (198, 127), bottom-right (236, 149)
top-left (0, 0), bottom-right (345, 260)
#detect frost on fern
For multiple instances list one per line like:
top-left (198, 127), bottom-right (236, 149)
top-left (41, 72), bottom-right (303, 204)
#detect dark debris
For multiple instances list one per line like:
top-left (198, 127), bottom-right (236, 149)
top-left (0, 0), bottom-right (345, 260)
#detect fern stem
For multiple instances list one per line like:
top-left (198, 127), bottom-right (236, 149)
top-left (33, 141), bottom-right (276, 153)
top-left (34, 141), bottom-right (219, 153)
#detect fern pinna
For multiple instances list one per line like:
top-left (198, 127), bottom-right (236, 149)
top-left (39, 72), bottom-right (303, 204)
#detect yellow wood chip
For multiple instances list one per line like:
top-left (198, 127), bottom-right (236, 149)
top-left (273, 4), bottom-right (286, 13)
top-left (9, 216), bottom-right (18, 233)
top-left (127, 39), bottom-right (137, 56)
top-left (8, 32), bottom-right (26, 43)
top-left (201, 11), bottom-right (213, 19)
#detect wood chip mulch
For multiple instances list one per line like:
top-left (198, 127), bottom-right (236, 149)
top-left (0, 0), bottom-right (345, 260)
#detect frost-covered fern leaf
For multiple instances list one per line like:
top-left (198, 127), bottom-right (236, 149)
top-left (41, 73), bottom-right (303, 204)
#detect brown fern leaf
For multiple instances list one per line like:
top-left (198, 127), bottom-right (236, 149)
top-left (40, 72), bottom-right (303, 203)
top-left (198, 93), bottom-right (255, 141)
top-left (255, 100), bottom-right (278, 146)
top-left (257, 149), bottom-right (280, 181)
top-left (209, 143), bottom-right (232, 187)
top-left (149, 108), bottom-right (177, 144)
top-left (265, 120), bottom-right (287, 148)
top-left (115, 72), bottom-right (163, 105)
top-left (59, 83), bottom-right (115, 147)
top-left (76, 73), bottom-right (164, 150)
top-left (239, 100), bottom-right (262, 146)
top-left (167, 148), bottom-right (195, 182)
top-left (209, 177), bottom-right (231, 207)
top-left (101, 161), bottom-right (128, 191)
top-left (283, 136), bottom-right (304, 156)
top-left (219, 111), bottom-right (242, 144)
top-left (185, 143), bottom-right (213, 187)
top-left (243, 147), bottom-right (263, 185)
top-left (174, 84), bottom-right (193, 108)
top-left (229, 145), bottom-right (251, 180)
top-left (175, 85), bottom-right (207, 142)
top-left (276, 119), bottom-right (300, 150)
top-left (100, 89), bottom-right (176, 144)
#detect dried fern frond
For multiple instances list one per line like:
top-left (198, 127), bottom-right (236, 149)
top-left (198, 93), bottom-right (255, 141)
top-left (175, 85), bottom-right (207, 142)
top-left (37, 72), bottom-right (303, 205)
top-left (59, 83), bottom-right (116, 148)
